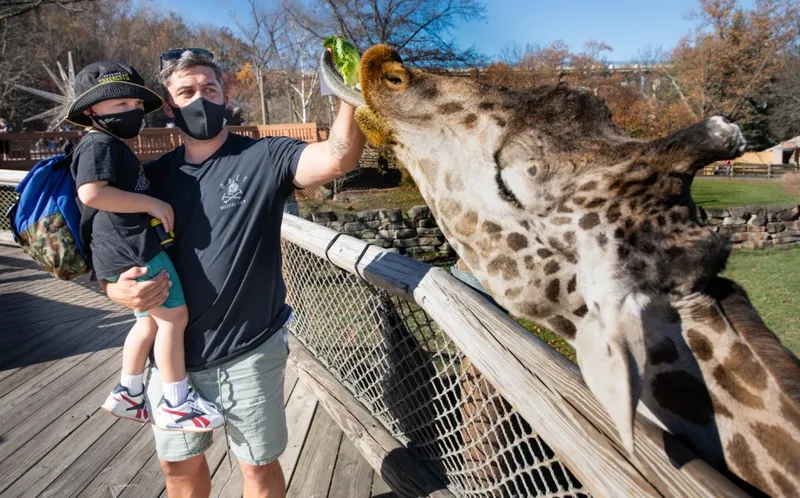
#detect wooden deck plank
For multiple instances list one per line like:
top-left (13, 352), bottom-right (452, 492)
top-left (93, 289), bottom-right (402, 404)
top-left (286, 407), bottom-right (343, 498)
top-left (78, 426), bottom-right (154, 498)
top-left (9, 410), bottom-right (139, 497)
top-left (0, 312), bottom-right (128, 400)
top-left (115, 452), bottom-right (165, 498)
top-left (0, 352), bottom-right (121, 470)
top-left (328, 436), bottom-right (375, 498)
top-left (278, 380), bottom-right (319, 485)
top-left (0, 335), bottom-right (124, 437)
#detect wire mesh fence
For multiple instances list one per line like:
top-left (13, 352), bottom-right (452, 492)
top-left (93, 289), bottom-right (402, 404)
top-left (1, 185), bottom-right (16, 231)
top-left (281, 237), bottom-right (590, 498)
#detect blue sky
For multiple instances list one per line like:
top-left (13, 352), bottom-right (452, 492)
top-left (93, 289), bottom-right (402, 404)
top-left (154, 0), bottom-right (755, 62)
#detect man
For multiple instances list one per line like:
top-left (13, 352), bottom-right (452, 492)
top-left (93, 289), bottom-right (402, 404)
top-left (102, 48), bottom-right (365, 497)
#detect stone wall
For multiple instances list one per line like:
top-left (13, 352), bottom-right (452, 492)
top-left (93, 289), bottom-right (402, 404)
top-left (305, 204), bottom-right (800, 257)
top-left (306, 206), bottom-right (454, 260)
top-left (702, 205), bottom-right (800, 249)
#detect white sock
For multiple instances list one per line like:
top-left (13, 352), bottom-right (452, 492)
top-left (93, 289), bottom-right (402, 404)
top-left (120, 373), bottom-right (144, 396)
top-left (163, 377), bottom-right (190, 407)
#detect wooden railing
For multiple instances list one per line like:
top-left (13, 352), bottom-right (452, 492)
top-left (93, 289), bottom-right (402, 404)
top-left (0, 124), bottom-right (325, 170)
top-left (700, 162), bottom-right (799, 178)
top-left (280, 215), bottom-right (750, 498)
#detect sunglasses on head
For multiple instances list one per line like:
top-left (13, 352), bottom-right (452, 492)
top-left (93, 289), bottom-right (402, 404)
top-left (159, 48), bottom-right (215, 69)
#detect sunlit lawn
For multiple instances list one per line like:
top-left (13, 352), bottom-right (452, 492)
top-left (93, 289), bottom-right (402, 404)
top-left (692, 178), bottom-right (798, 209)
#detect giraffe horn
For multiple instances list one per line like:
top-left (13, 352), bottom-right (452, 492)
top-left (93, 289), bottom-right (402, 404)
top-left (319, 50), bottom-right (365, 108)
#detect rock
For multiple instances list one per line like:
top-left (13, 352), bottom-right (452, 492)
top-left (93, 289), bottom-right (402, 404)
top-left (326, 221), bottom-right (344, 232)
top-left (718, 226), bottom-right (747, 236)
top-left (339, 213), bottom-right (358, 223)
top-left (438, 242), bottom-right (454, 252)
top-left (766, 222), bottom-right (786, 234)
top-left (729, 233), bottom-right (751, 243)
top-left (728, 207), bottom-right (749, 219)
top-left (776, 210), bottom-right (796, 222)
top-left (747, 225), bottom-right (766, 233)
top-left (377, 230), bottom-right (392, 239)
top-left (407, 205), bottom-right (431, 220)
top-left (704, 209), bottom-right (727, 219)
top-left (707, 218), bottom-right (723, 226)
top-left (394, 229), bottom-right (418, 239)
top-left (378, 208), bottom-right (403, 222)
top-left (357, 210), bottom-right (379, 222)
top-left (418, 237), bottom-right (442, 246)
top-left (745, 205), bottom-right (765, 217)
top-left (362, 238), bottom-right (393, 248)
top-left (386, 220), bottom-right (415, 229)
top-left (418, 218), bottom-right (439, 228)
top-left (361, 230), bottom-right (378, 239)
top-left (363, 220), bottom-right (382, 229)
top-left (312, 211), bottom-right (336, 222)
top-left (344, 222), bottom-right (364, 233)
top-left (747, 215), bottom-right (766, 227)
top-left (417, 227), bottom-right (443, 237)
top-left (722, 216), bottom-right (746, 226)
top-left (393, 238), bottom-right (420, 248)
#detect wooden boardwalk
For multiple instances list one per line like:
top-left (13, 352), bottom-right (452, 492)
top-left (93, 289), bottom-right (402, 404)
top-left (0, 242), bottom-right (394, 498)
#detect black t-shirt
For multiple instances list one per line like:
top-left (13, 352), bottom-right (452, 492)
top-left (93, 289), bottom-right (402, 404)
top-left (145, 132), bottom-right (308, 370)
top-left (71, 132), bottom-right (161, 280)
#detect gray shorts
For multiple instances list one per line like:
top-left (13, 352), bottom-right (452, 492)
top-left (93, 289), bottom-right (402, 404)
top-left (145, 329), bottom-right (290, 465)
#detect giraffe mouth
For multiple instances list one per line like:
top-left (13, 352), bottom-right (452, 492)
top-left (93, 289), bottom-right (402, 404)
top-left (319, 50), bottom-right (365, 108)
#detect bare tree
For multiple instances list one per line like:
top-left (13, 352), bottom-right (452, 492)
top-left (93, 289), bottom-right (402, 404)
top-left (284, 0), bottom-right (486, 67)
top-left (228, 0), bottom-right (289, 124)
top-left (0, 0), bottom-right (96, 21)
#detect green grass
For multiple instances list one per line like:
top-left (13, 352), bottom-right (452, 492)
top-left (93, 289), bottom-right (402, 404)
top-left (299, 187), bottom-right (426, 217)
top-left (692, 178), bottom-right (798, 209)
top-left (722, 247), bottom-right (800, 353)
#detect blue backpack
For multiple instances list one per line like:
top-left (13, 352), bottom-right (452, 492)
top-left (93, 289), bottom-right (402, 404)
top-left (6, 152), bottom-right (93, 280)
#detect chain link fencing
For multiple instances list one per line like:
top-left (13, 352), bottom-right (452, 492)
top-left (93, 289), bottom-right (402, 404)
top-left (281, 235), bottom-right (590, 498)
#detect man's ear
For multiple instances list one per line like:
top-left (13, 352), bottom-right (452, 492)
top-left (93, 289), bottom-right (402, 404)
top-left (163, 102), bottom-right (174, 119)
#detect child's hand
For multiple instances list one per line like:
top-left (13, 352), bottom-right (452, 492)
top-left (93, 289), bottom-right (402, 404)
top-left (147, 199), bottom-right (175, 233)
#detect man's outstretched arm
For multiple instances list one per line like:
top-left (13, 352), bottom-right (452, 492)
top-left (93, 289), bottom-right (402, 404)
top-left (293, 102), bottom-right (366, 189)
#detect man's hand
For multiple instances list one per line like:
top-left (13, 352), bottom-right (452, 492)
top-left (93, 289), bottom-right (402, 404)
top-left (105, 266), bottom-right (170, 313)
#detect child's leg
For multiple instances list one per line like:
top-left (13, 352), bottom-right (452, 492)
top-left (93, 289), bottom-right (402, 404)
top-left (120, 316), bottom-right (157, 395)
top-left (149, 305), bottom-right (190, 404)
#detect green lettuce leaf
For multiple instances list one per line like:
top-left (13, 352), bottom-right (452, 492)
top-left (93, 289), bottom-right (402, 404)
top-left (323, 35), bottom-right (360, 88)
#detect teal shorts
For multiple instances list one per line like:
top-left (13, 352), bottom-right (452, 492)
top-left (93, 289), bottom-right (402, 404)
top-left (107, 251), bottom-right (186, 318)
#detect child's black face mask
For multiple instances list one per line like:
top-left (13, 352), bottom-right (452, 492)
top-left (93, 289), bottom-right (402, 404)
top-left (92, 108), bottom-right (145, 139)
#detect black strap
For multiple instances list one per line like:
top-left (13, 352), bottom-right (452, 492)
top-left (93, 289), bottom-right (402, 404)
top-left (323, 232), bottom-right (373, 283)
top-left (353, 242), bottom-right (373, 283)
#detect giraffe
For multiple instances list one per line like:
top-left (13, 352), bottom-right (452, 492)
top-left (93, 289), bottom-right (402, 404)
top-left (321, 46), bottom-right (800, 496)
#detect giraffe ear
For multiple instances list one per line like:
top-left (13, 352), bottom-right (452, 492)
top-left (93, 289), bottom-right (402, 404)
top-left (575, 293), bottom-right (650, 454)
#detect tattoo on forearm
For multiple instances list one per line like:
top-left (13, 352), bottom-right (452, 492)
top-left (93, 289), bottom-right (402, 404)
top-left (328, 131), bottom-right (351, 160)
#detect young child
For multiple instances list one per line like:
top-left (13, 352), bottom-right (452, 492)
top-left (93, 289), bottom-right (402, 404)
top-left (65, 61), bottom-right (223, 432)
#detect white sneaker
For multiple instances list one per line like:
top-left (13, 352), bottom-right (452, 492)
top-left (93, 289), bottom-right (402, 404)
top-left (101, 384), bottom-right (150, 423)
top-left (155, 388), bottom-right (224, 432)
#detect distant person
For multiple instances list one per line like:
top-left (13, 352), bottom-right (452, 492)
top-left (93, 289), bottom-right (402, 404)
top-left (725, 160), bottom-right (732, 178)
top-left (0, 118), bottom-right (13, 159)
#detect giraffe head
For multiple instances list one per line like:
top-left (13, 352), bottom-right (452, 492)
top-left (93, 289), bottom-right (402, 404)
top-left (322, 45), bottom-right (800, 495)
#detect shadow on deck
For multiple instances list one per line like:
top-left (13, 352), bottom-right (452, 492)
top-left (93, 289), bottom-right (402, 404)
top-left (0, 243), bottom-right (394, 498)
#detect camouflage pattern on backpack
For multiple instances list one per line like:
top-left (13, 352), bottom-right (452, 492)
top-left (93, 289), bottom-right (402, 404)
top-left (17, 211), bottom-right (89, 281)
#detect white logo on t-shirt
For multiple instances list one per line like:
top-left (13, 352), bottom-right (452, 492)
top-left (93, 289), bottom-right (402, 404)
top-left (220, 175), bottom-right (247, 210)
top-left (135, 167), bottom-right (150, 191)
